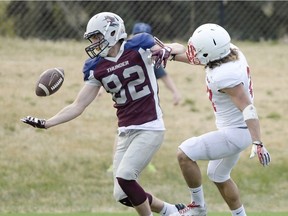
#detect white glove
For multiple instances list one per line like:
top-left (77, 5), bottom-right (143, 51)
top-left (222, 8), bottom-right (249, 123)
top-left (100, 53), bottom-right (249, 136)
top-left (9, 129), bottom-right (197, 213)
top-left (250, 141), bottom-right (271, 166)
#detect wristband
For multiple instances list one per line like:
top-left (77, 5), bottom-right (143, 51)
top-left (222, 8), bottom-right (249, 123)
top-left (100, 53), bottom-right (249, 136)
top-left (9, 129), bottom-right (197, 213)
top-left (170, 54), bottom-right (176, 61)
top-left (252, 141), bottom-right (263, 146)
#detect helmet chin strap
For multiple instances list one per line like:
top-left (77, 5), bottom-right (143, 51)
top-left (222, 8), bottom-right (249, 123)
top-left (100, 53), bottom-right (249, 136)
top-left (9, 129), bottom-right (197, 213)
top-left (99, 47), bottom-right (110, 57)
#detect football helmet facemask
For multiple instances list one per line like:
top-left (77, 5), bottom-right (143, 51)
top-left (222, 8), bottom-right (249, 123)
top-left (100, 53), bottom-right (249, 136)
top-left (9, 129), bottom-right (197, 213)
top-left (187, 23), bottom-right (231, 65)
top-left (84, 12), bottom-right (127, 58)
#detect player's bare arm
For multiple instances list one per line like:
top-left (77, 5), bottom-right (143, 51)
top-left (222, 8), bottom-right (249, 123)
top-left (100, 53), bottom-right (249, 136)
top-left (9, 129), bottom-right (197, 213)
top-left (222, 83), bottom-right (270, 166)
top-left (45, 84), bottom-right (100, 128)
top-left (172, 45), bottom-right (205, 65)
top-left (22, 84), bottom-right (100, 129)
top-left (174, 52), bottom-right (191, 64)
top-left (150, 36), bottom-right (185, 55)
top-left (221, 83), bottom-right (261, 141)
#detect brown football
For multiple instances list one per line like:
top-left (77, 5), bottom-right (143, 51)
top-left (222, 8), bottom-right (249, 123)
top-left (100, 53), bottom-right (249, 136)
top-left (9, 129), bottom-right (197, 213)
top-left (35, 68), bottom-right (65, 97)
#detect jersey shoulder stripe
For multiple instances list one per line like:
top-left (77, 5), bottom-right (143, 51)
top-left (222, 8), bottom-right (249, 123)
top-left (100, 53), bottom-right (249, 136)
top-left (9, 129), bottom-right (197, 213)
top-left (125, 33), bottom-right (155, 51)
top-left (83, 57), bottom-right (103, 81)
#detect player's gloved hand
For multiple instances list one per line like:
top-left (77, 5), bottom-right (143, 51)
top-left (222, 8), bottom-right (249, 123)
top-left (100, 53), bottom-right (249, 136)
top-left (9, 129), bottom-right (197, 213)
top-left (249, 141), bottom-right (271, 166)
top-left (152, 36), bottom-right (172, 68)
top-left (152, 46), bottom-right (172, 68)
top-left (21, 116), bottom-right (46, 129)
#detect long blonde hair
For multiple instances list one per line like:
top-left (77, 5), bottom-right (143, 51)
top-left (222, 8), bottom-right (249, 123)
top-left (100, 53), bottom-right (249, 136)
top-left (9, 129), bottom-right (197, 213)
top-left (205, 48), bottom-right (239, 69)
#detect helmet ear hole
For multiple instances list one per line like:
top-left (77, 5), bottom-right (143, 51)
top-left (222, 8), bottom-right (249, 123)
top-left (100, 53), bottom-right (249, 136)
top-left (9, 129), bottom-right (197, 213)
top-left (111, 30), bottom-right (116, 36)
top-left (203, 53), bottom-right (208, 57)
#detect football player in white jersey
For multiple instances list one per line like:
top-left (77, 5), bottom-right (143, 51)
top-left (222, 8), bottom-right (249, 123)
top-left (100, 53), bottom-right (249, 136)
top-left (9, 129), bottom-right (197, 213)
top-left (168, 24), bottom-right (271, 216)
top-left (21, 12), bottom-right (187, 216)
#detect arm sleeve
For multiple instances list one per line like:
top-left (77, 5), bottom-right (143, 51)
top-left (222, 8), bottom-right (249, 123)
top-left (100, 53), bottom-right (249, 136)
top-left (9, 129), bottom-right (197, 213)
top-left (82, 58), bottom-right (102, 86)
top-left (128, 33), bottom-right (155, 50)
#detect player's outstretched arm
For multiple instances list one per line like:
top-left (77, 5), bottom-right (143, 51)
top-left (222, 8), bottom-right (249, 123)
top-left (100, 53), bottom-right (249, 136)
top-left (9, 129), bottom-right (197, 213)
top-left (151, 37), bottom-right (186, 68)
top-left (222, 84), bottom-right (271, 166)
top-left (21, 84), bottom-right (100, 129)
top-left (174, 52), bottom-right (191, 64)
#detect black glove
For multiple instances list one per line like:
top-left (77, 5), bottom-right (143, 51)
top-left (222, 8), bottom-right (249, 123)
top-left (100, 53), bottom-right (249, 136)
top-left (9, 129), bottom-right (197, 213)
top-left (21, 116), bottom-right (46, 129)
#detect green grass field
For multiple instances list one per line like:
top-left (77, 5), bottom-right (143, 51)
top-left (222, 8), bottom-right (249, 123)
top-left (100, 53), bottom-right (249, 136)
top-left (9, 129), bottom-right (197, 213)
top-left (0, 37), bottom-right (287, 215)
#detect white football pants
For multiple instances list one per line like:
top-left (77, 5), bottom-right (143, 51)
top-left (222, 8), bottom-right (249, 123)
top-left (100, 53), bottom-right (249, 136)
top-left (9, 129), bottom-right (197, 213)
top-left (113, 130), bottom-right (164, 201)
top-left (179, 128), bottom-right (252, 182)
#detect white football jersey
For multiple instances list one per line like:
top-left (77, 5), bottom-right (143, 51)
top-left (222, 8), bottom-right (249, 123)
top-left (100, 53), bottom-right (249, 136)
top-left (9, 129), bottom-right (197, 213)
top-left (205, 44), bottom-right (254, 129)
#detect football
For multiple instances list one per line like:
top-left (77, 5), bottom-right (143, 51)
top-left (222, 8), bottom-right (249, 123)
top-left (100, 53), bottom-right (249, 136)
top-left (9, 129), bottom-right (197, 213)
top-left (35, 68), bottom-right (65, 97)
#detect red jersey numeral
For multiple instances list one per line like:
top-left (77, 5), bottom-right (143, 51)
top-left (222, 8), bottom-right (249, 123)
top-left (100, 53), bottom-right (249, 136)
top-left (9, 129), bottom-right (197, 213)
top-left (207, 86), bottom-right (217, 112)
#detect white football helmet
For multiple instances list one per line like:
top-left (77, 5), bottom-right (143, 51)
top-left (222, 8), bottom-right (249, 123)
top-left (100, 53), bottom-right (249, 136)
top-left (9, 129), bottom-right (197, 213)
top-left (84, 12), bottom-right (127, 58)
top-left (187, 23), bottom-right (231, 65)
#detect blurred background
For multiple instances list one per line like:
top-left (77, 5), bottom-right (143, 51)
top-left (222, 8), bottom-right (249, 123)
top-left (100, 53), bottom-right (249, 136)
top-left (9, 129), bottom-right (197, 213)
top-left (1, 1), bottom-right (288, 214)
top-left (1, 1), bottom-right (287, 42)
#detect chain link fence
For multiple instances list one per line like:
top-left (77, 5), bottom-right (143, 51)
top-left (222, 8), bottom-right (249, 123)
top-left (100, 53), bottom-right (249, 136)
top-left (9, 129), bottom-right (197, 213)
top-left (0, 1), bottom-right (287, 42)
